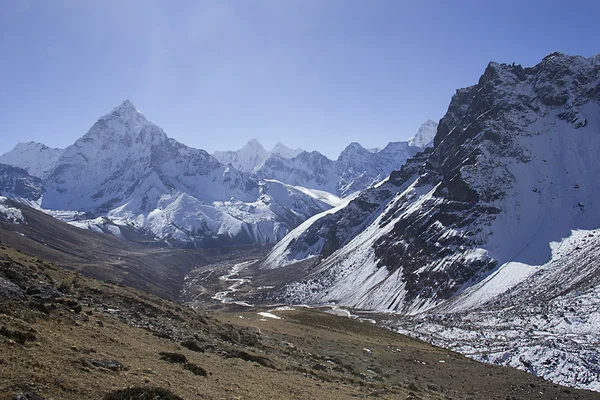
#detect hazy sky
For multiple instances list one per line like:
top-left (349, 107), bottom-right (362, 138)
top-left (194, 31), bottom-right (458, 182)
top-left (1, 0), bottom-right (598, 158)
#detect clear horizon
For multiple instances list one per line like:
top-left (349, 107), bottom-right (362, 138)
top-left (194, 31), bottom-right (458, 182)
top-left (1, 0), bottom-right (599, 158)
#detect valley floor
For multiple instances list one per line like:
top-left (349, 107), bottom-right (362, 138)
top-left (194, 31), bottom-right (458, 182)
top-left (2, 245), bottom-right (599, 399)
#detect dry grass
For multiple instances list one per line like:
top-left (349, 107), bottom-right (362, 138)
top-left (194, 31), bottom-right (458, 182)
top-left (0, 246), bottom-right (598, 400)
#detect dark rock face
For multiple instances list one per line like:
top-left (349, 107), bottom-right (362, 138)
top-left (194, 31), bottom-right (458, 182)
top-left (0, 276), bottom-right (26, 301)
top-left (0, 164), bottom-right (43, 202)
top-left (83, 358), bottom-right (126, 372)
top-left (26, 284), bottom-right (61, 302)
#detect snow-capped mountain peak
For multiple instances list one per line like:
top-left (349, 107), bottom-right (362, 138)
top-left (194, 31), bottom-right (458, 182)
top-left (261, 51), bottom-right (600, 315)
top-left (270, 142), bottom-right (304, 158)
top-left (94, 99), bottom-right (149, 139)
top-left (213, 139), bottom-right (268, 172)
top-left (104, 99), bottom-right (143, 118)
top-left (342, 142), bottom-right (368, 154)
top-left (0, 100), bottom-right (333, 247)
top-left (0, 142), bottom-right (63, 178)
top-left (241, 139), bottom-right (267, 155)
top-left (409, 119), bottom-right (438, 148)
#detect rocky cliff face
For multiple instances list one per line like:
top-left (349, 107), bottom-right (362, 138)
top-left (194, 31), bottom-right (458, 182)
top-left (262, 52), bottom-right (600, 314)
top-left (0, 164), bottom-right (43, 204)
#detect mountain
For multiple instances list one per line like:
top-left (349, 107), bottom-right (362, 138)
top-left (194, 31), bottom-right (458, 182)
top-left (269, 142), bottom-right (304, 158)
top-left (213, 140), bottom-right (304, 173)
top-left (2, 100), bottom-right (332, 247)
top-left (408, 119), bottom-right (438, 148)
top-left (0, 142), bottom-right (63, 178)
top-left (0, 163), bottom-right (43, 205)
top-left (255, 133), bottom-right (429, 198)
top-left (257, 52), bottom-right (600, 389)
top-left (213, 139), bottom-right (269, 172)
top-left (261, 52), bottom-right (600, 311)
top-left (336, 140), bottom-right (422, 196)
top-left (254, 151), bottom-right (338, 194)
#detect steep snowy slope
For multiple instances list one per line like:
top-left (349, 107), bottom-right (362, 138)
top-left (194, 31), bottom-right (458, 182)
top-left (0, 142), bottom-right (63, 178)
top-left (4, 100), bottom-right (332, 247)
top-left (393, 228), bottom-right (600, 391)
top-left (262, 52), bottom-right (600, 314)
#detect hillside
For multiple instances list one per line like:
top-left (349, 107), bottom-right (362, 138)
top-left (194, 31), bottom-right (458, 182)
top-left (1, 244), bottom-right (598, 399)
top-left (0, 197), bottom-right (269, 300)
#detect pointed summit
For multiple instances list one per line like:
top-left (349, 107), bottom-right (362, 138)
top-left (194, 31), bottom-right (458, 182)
top-left (120, 98), bottom-right (136, 109)
top-left (409, 119), bottom-right (438, 148)
top-left (91, 99), bottom-right (150, 140)
top-left (270, 142), bottom-right (303, 158)
top-left (100, 99), bottom-right (146, 123)
top-left (244, 139), bottom-right (266, 151)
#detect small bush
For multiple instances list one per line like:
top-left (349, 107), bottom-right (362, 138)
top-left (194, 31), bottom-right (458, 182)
top-left (103, 387), bottom-right (184, 400)
top-left (158, 352), bottom-right (187, 364)
top-left (184, 362), bottom-right (207, 377)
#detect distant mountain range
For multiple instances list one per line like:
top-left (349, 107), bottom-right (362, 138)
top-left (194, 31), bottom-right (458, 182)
top-left (213, 121), bottom-right (437, 197)
top-left (0, 100), bottom-right (434, 247)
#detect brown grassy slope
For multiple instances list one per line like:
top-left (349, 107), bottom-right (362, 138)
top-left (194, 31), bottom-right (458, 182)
top-left (0, 199), bottom-right (269, 300)
top-left (1, 245), bottom-right (599, 400)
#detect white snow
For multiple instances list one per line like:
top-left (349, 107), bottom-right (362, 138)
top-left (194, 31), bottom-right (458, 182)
top-left (11, 100), bottom-right (333, 246)
top-left (257, 312), bottom-right (282, 320)
top-left (408, 120), bottom-right (438, 148)
top-left (0, 142), bottom-right (63, 178)
top-left (0, 196), bottom-right (25, 224)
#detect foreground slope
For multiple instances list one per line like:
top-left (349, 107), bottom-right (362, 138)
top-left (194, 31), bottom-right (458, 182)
top-left (0, 197), bottom-right (269, 299)
top-left (1, 244), bottom-right (597, 399)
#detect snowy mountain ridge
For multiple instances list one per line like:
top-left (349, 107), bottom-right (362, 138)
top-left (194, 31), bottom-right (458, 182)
top-left (408, 119), bottom-right (437, 148)
top-left (214, 121), bottom-right (437, 198)
top-left (253, 121), bottom-right (436, 198)
top-left (1, 99), bottom-right (435, 246)
top-left (213, 139), bottom-right (303, 173)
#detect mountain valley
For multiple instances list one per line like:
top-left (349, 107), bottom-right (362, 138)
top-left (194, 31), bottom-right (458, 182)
top-left (2, 51), bottom-right (600, 398)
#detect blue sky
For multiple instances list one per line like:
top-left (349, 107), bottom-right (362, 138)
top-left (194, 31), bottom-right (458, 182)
top-left (1, 0), bottom-right (598, 158)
